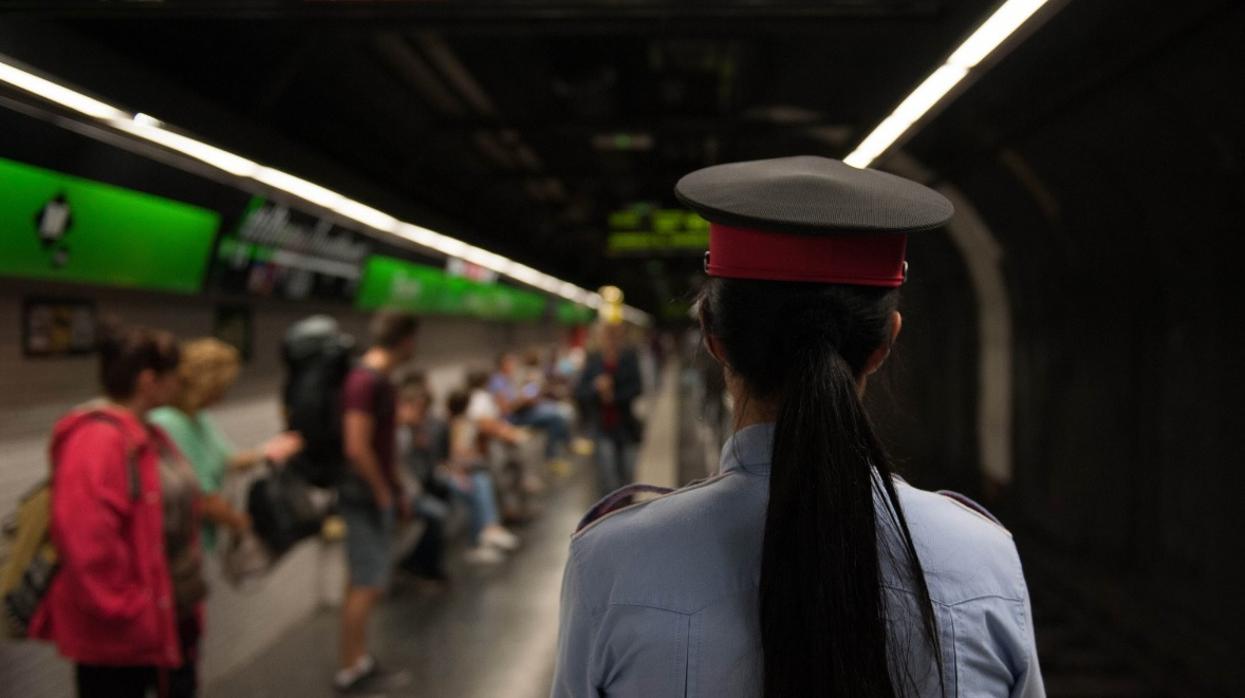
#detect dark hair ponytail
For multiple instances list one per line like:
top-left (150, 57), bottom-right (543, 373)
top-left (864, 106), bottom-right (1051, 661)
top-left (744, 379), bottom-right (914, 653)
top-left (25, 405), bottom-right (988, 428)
top-left (699, 278), bottom-right (942, 697)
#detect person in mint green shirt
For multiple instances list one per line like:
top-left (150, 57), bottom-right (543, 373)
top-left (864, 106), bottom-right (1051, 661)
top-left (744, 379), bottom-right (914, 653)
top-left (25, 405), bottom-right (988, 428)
top-left (150, 338), bottom-right (303, 551)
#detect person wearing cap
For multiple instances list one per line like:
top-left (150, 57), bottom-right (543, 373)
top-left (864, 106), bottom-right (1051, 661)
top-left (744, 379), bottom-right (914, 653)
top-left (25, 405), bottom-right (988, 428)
top-left (551, 156), bottom-right (1044, 697)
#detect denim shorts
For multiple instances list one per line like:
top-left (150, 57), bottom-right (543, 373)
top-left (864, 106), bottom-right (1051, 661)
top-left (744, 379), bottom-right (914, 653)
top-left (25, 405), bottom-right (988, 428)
top-left (340, 499), bottom-right (395, 589)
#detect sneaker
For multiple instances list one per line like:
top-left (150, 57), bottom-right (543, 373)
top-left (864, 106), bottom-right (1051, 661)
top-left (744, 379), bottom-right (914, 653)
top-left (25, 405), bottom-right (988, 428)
top-left (480, 526), bottom-right (520, 552)
top-left (336, 660), bottom-right (412, 694)
top-left (463, 545), bottom-right (506, 565)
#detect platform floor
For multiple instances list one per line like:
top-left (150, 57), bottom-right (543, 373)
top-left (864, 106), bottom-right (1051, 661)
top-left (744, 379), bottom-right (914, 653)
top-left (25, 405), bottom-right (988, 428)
top-left (208, 466), bottom-right (598, 698)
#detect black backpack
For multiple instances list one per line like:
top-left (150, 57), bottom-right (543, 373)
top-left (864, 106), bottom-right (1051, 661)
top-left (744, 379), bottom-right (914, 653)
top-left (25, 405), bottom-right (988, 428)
top-left (246, 465), bottom-right (325, 557)
top-left (280, 315), bottom-right (355, 488)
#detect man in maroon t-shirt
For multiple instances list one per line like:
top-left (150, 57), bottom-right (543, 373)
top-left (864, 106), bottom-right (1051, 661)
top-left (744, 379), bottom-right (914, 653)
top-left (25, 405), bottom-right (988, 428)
top-left (336, 310), bottom-right (419, 693)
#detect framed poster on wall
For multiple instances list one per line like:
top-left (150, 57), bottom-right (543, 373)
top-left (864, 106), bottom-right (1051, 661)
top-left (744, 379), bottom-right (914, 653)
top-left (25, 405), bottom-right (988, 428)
top-left (213, 303), bottom-right (253, 361)
top-left (23, 297), bottom-right (97, 357)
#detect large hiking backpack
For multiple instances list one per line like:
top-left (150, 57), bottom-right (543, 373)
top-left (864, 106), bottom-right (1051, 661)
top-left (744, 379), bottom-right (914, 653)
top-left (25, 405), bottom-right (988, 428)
top-left (281, 315), bottom-right (355, 488)
top-left (0, 412), bottom-right (138, 639)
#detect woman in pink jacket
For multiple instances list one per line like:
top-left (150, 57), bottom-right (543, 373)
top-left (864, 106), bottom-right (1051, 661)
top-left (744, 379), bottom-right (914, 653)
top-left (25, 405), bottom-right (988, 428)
top-left (31, 324), bottom-right (205, 698)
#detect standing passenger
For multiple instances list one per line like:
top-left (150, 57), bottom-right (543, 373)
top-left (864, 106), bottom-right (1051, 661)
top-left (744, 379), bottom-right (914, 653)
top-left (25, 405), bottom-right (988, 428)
top-left (149, 338), bottom-right (303, 553)
top-left (30, 324), bottom-right (203, 698)
top-left (335, 311), bottom-right (419, 694)
top-left (575, 324), bottom-right (643, 496)
top-left (553, 157), bottom-right (1044, 696)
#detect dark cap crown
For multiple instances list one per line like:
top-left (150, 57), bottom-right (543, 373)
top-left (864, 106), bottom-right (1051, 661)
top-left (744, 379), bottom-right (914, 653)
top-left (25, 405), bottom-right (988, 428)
top-left (675, 155), bottom-right (953, 235)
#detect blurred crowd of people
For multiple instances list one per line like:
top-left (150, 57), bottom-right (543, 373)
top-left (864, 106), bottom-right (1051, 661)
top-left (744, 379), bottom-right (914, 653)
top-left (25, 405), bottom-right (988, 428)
top-left (9, 309), bottom-right (654, 697)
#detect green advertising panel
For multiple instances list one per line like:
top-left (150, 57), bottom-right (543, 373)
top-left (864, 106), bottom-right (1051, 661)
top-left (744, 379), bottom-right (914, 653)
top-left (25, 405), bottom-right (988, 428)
top-left (356, 255), bottom-right (578, 323)
top-left (0, 157), bottom-right (220, 294)
top-left (556, 300), bottom-right (596, 326)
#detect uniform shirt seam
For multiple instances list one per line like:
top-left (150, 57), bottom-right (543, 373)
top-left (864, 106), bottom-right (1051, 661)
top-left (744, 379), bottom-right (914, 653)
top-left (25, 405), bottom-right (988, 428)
top-left (1014, 555), bottom-right (1034, 682)
top-left (570, 473), bottom-right (733, 541)
top-left (882, 583), bottom-right (1025, 607)
top-left (947, 601), bottom-right (960, 695)
top-left (603, 601), bottom-right (699, 616)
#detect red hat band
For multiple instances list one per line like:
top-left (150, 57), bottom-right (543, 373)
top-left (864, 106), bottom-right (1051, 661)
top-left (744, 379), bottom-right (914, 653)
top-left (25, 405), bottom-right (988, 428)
top-left (705, 223), bottom-right (908, 287)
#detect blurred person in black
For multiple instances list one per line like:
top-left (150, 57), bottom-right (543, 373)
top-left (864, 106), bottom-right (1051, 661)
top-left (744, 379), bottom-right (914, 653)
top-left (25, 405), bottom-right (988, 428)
top-left (394, 379), bottom-right (451, 585)
top-left (576, 323), bottom-right (643, 495)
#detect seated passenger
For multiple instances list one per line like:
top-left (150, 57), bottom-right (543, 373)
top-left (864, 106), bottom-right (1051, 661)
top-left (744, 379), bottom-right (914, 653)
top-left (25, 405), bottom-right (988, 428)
top-left (445, 389), bottom-right (519, 564)
top-left (394, 381), bottom-right (450, 583)
top-left (465, 370), bottom-right (532, 517)
top-left (490, 352), bottom-right (571, 475)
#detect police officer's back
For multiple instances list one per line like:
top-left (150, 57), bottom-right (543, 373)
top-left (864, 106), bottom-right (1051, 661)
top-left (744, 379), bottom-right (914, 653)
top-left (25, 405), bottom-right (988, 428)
top-left (552, 157), bottom-right (1044, 697)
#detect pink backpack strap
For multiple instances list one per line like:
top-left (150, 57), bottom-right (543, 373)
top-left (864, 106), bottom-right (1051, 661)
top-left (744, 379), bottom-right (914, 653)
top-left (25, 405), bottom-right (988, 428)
top-left (575, 483), bottom-right (676, 533)
top-left (937, 490), bottom-right (1004, 528)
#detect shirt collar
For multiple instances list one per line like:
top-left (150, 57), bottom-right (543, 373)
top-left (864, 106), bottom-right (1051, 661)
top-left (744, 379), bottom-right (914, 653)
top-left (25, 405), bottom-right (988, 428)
top-left (719, 422), bottom-right (775, 475)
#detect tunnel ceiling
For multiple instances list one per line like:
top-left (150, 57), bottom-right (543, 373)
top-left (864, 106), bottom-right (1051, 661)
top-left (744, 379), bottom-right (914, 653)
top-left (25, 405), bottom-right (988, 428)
top-left (14, 0), bottom-right (1237, 314)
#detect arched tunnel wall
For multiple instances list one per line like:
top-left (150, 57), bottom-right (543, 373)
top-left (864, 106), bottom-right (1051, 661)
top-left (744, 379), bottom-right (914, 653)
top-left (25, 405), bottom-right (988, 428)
top-left (865, 228), bottom-right (981, 498)
top-left (896, 3), bottom-right (1245, 687)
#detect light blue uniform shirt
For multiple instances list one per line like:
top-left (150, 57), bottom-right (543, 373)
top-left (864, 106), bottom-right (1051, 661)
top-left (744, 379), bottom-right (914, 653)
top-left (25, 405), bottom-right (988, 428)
top-left (552, 423), bottom-right (1044, 697)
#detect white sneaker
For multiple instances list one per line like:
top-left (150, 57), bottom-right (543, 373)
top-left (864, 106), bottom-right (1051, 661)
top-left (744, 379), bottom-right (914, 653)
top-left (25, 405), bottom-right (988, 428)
top-left (463, 545), bottom-right (505, 565)
top-left (480, 527), bottom-right (520, 552)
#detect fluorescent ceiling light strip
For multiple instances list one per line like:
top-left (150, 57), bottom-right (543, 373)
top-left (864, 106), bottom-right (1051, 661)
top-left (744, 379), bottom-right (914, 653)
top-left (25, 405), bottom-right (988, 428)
top-left (333, 199), bottom-right (399, 233)
top-left (844, 0), bottom-right (1050, 168)
top-left (890, 65), bottom-right (968, 126)
top-left (843, 115), bottom-right (910, 169)
top-left (114, 119), bottom-right (260, 177)
top-left (0, 55), bottom-right (638, 320)
top-left (948, 0), bottom-right (1050, 68)
top-left (253, 167), bottom-right (343, 209)
top-left (0, 60), bottom-right (129, 121)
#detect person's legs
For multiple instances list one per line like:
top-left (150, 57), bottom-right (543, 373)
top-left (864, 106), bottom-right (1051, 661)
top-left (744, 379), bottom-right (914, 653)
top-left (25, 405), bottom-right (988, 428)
top-left (399, 498), bottom-right (448, 580)
top-left (165, 614), bottom-right (201, 698)
top-left (471, 470), bottom-right (519, 551)
top-left (337, 501), bottom-right (393, 675)
top-left (340, 585), bottom-right (382, 670)
top-left (617, 432), bottom-right (638, 486)
top-left (470, 470), bottom-right (502, 532)
top-left (594, 428), bottom-right (621, 495)
top-left (530, 402), bottom-right (571, 460)
top-left (509, 402), bottom-right (571, 460)
top-left (450, 476), bottom-right (485, 542)
top-left (75, 664), bottom-right (154, 698)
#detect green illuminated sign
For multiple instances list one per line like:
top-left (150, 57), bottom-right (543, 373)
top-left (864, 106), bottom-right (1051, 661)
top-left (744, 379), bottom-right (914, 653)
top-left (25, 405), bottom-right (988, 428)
top-left (556, 300), bottom-right (596, 326)
top-left (356, 255), bottom-right (580, 323)
top-left (607, 203), bottom-right (709, 256)
top-left (0, 157), bottom-right (220, 294)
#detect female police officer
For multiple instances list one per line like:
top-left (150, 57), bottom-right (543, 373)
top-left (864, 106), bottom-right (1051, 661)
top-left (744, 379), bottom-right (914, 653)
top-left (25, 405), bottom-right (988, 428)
top-left (552, 156), bottom-right (1043, 697)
